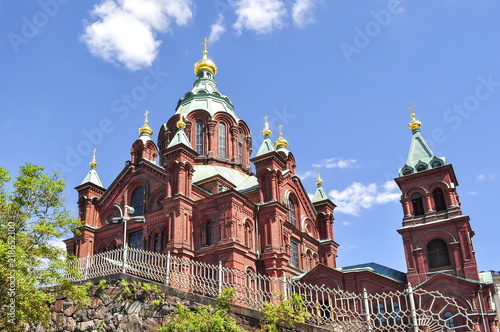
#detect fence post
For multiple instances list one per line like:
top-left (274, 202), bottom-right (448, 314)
top-left (282, 275), bottom-right (288, 300)
top-left (218, 261), bottom-right (223, 296)
top-left (165, 251), bottom-right (171, 286)
top-left (83, 253), bottom-right (90, 280)
top-left (407, 283), bottom-right (420, 332)
top-left (122, 246), bottom-right (128, 274)
top-left (363, 288), bottom-right (373, 331)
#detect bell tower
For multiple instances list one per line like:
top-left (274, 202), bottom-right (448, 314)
top-left (395, 110), bottom-right (479, 285)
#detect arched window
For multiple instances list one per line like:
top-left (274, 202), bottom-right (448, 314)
top-left (131, 186), bottom-right (145, 216)
top-left (288, 198), bottom-right (296, 225)
top-left (128, 230), bottom-right (143, 249)
top-left (196, 120), bottom-right (204, 155)
top-left (244, 221), bottom-right (252, 249)
top-left (444, 311), bottom-right (455, 329)
top-left (219, 122), bottom-right (226, 158)
top-left (433, 188), bottom-right (447, 212)
top-left (427, 239), bottom-right (450, 268)
top-left (411, 192), bottom-right (425, 216)
top-left (204, 221), bottom-right (213, 246)
top-left (152, 233), bottom-right (159, 253)
top-left (162, 226), bottom-right (169, 248)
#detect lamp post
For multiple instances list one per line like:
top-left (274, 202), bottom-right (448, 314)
top-left (108, 204), bottom-right (145, 273)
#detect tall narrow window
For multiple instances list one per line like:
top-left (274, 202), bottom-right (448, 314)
top-left (444, 311), bottom-right (455, 329)
top-left (288, 199), bottom-right (296, 225)
top-left (153, 233), bottom-right (159, 252)
top-left (204, 221), bottom-right (212, 246)
top-left (131, 186), bottom-right (145, 216)
top-left (290, 241), bottom-right (298, 267)
top-left (237, 132), bottom-right (243, 163)
top-left (411, 192), bottom-right (425, 216)
top-left (196, 120), bottom-right (204, 155)
top-left (219, 122), bottom-right (226, 158)
top-left (433, 188), bottom-right (447, 212)
top-left (427, 239), bottom-right (450, 268)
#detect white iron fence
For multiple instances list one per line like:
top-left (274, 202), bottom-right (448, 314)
top-left (67, 248), bottom-right (475, 331)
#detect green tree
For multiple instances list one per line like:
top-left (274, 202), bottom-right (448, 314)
top-left (160, 287), bottom-right (246, 332)
top-left (260, 292), bottom-right (311, 332)
top-left (0, 164), bottom-right (88, 331)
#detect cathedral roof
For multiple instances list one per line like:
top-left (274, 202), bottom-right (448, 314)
top-left (80, 149), bottom-right (104, 187)
top-left (175, 40), bottom-right (238, 122)
top-left (399, 111), bottom-right (446, 176)
top-left (193, 165), bottom-right (253, 187)
top-left (341, 262), bottom-right (407, 283)
top-left (167, 123), bottom-right (193, 150)
top-left (311, 174), bottom-right (329, 203)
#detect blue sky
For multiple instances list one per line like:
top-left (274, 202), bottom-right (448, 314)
top-left (1, 0), bottom-right (499, 273)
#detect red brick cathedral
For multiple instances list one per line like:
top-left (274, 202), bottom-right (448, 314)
top-left (65, 46), bottom-right (497, 330)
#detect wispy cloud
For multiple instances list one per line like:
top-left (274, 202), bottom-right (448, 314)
top-left (329, 181), bottom-right (399, 216)
top-left (209, 13), bottom-right (226, 42)
top-left (81, 0), bottom-right (193, 70)
top-left (232, 0), bottom-right (287, 34)
top-left (477, 173), bottom-right (497, 181)
top-left (313, 157), bottom-right (357, 169)
top-left (292, 0), bottom-right (318, 27)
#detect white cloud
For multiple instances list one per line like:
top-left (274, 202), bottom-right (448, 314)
top-left (313, 157), bottom-right (357, 169)
top-left (292, 0), bottom-right (318, 27)
top-left (341, 221), bottom-right (350, 226)
top-left (468, 192), bottom-right (477, 195)
top-left (329, 180), bottom-right (400, 216)
top-left (209, 14), bottom-right (226, 42)
top-left (232, 0), bottom-right (287, 34)
top-left (477, 173), bottom-right (497, 181)
top-left (81, 0), bottom-right (193, 70)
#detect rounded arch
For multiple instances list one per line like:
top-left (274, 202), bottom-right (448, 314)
top-left (128, 181), bottom-right (148, 216)
top-left (284, 190), bottom-right (299, 226)
top-left (243, 218), bottom-right (254, 249)
top-left (427, 238), bottom-right (451, 268)
top-left (160, 222), bottom-right (170, 249)
top-left (146, 227), bottom-right (161, 253)
top-left (404, 186), bottom-right (426, 199)
top-left (416, 229), bottom-right (458, 249)
top-left (201, 217), bottom-right (214, 247)
top-left (95, 242), bottom-right (106, 254)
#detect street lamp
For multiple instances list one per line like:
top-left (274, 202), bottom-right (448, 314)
top-left (107, 204), bottom-right (145, 273)
top-left (108, 204), bottom-right (145, 249)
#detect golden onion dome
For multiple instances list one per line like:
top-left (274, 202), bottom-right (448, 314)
top-left (139, 110), bottom-right (153, 135)
top-left (177, 113), bottom-right (186, 129)
top-left (262, 115), bottom-right (272, 137)
top-left (316, 173), bottom-right (323, 186)
top-left (408, 112), bottom-right (421, 131)
top-left (194, 38), bottom-right (217, 76)
top-left (275, 125), bottom-right (289, 148)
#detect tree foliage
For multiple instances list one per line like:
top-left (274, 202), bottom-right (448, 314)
top-left (0, 164), bottom-right (87, 331)
top-left (159, 287), bottom-right (246, 332)
top-left (260, 292), bottom-right (311, 332)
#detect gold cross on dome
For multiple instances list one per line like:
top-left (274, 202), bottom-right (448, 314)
top-left (92, 148), bottom-right (96, 158)
top-left (201, 38), bottom-right (209, 53)
top-left (264, 115), bottom-right (269, 121)
top-left (406, 103), bottom-right (416, 111)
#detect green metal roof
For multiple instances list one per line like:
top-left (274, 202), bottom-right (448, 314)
top-left (80, 167), bottom-right (104, 187)
top-left (399, 128), bottom-right (446, 176)
top-left (255, 137), bottom-right (276, 157)
top-left (167, 127), bottom-right (193, 149)
top-left (312, 184), bottom-right (329, 203)
top-left (341, 262), bottom-right (407, 283)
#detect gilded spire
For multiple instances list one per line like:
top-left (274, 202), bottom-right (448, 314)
top-left (89, 148), bottom-right (98, 168)
top-left (262, 115), bottom-right (272, 137)
top-left (139, 110), bottom-right (153, 136)
top-left (407, 103), bottom-right (421, 131)
top-left (194, 38), bottom-right (218, 76)
top-left (275, 124), bottom-right (289, 148)
top-left (315, 167), bottom-right (323, 186)
top-left (177, 112), bottom-right (186, 129)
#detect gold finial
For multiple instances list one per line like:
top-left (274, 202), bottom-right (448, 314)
top-left (194, 37), bottom-right (217, 76)
top-left (90, 148), bottom-right (98, 168)
top-left (275, 124), bottom-right (289, 148)
top-left (201, 38), bottom-right (209, 56)
top-left (406, 103), bottom-right (421, 131)
top-left (177, 112), bottom-right (186, 129)
top-left (263, 115), bottom-right (272, 137)
top-left (315, 167), bottom-right (323, 186)
top-left (139, 110), bottom-right (153, 135)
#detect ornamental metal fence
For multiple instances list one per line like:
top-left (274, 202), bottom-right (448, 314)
top-left (66, 248), bottom-right (475, 331)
